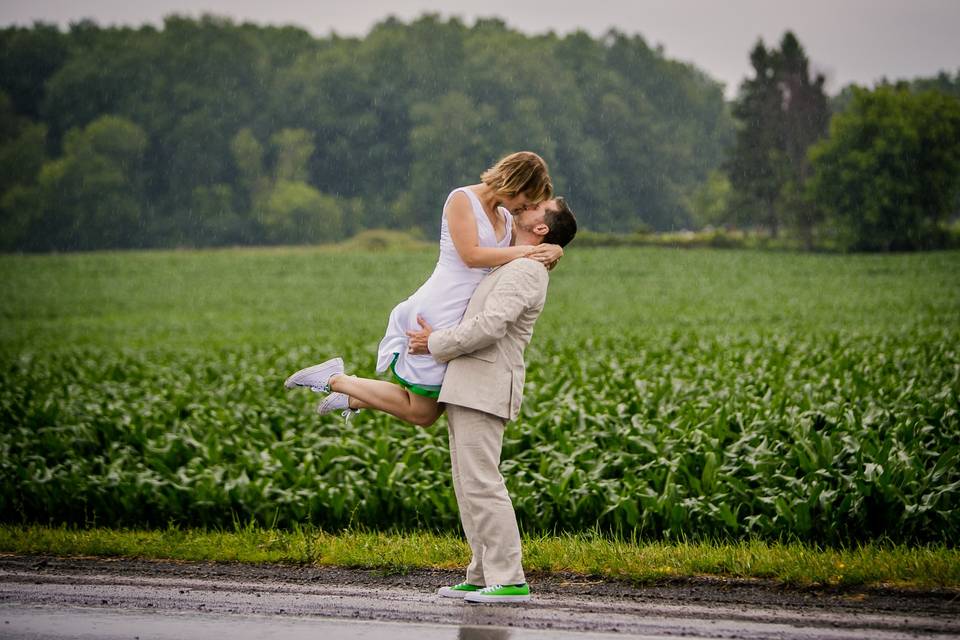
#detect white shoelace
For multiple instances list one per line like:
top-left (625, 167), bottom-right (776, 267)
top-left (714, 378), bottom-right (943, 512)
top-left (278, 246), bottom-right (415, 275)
top-left (341, 409), bottom-right (359, 424)
top-left (479, 584), bottom-right (504, 593)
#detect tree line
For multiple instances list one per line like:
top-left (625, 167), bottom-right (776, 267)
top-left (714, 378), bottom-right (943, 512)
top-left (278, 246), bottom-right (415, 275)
top-left (0, 14), bottom-right (732, 251)
top-left (1, 15), bottom-right (958, 252)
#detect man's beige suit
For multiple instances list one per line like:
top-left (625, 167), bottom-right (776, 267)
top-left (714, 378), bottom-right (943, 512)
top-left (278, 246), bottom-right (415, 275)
top-left (427, 257), bottom-right (549, 586)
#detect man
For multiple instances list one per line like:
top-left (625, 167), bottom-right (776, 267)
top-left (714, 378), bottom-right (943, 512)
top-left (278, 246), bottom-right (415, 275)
top-left (406, 197), bottom-right (577, 604)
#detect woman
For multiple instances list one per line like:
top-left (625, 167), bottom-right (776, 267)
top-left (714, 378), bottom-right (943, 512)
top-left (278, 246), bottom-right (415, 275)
top-left (285, 151), bottom-right (563, 426)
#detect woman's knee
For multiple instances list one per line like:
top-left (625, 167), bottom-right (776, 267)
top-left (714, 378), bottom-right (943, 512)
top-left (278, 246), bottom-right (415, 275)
top-left (411, 408), bottom-right (441, 427)
top-left (408, 398), bottom-right (441, 427)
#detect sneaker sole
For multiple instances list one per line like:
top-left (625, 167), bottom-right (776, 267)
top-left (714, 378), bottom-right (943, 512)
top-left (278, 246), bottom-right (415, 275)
top-left (437, 586), bottom-right (474, 598)
top-left (463, 593), bottom-right (531, 603)
top-left (284, 358), bottom-right (344, 389)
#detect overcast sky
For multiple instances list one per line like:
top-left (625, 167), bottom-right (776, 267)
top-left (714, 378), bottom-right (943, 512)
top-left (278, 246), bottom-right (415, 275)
top-left (3, 0), bottom-right (958, 97)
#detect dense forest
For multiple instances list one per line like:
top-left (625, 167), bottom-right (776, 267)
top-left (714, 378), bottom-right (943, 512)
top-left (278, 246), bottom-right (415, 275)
top-left (1, 14), bottom-right (958, 252)
top-left (0, 14), bottom-right (733, 251)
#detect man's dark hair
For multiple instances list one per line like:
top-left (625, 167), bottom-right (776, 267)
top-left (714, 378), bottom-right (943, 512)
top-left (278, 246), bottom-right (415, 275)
top-left (542, 197), bottom-right (577, 247)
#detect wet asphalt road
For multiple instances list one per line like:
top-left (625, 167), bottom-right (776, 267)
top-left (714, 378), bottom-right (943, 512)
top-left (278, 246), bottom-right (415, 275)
top-left (1, 554), bottom-right (958, 639)
top-left (0, 606), bottom-right (645, 640)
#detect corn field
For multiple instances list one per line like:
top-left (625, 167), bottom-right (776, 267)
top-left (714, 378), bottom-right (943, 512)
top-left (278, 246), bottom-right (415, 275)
top-left (1, 247), bottom-right (957, 544)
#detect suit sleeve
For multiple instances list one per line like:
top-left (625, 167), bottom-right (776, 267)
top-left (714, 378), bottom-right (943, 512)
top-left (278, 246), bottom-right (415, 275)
top-left (428, 259), bottom-right (547, 364)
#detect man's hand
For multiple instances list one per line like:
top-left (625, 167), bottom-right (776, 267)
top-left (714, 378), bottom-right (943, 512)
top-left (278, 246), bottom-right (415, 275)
top-left (406, 314), bottom-right (433, 354)
top-left (526, 243), bottom-right (563, 268)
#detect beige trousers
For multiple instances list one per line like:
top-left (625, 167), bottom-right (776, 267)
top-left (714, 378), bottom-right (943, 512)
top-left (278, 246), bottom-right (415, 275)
top-left (446, 404), bottom-right (526, 587)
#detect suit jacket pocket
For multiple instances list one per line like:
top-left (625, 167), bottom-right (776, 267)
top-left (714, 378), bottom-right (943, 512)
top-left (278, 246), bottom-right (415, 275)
top-left (509, 365), bottom-right (525, 419)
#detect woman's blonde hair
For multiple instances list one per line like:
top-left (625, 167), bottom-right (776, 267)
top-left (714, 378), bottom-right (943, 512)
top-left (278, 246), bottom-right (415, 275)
top-left (481, 151), bottom-right (553, 203)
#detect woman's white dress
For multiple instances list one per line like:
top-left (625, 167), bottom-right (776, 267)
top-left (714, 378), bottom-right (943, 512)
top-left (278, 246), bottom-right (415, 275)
top-left (376, 187), bottom-right (513, 389)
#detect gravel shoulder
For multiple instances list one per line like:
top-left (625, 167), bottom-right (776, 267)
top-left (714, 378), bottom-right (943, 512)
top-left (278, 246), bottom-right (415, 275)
top-left (1, 553), bottom-right (959, 638)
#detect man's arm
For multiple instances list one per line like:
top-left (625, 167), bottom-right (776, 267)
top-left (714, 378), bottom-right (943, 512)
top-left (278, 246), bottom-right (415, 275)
top-left (419, 260), bottom-right (547, 363)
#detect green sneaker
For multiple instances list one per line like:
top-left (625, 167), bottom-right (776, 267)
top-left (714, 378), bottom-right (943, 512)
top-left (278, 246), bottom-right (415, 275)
top-left (463, 583), bottom-right (531, 603)
top-left (437, 582), bottom-right (483, 598)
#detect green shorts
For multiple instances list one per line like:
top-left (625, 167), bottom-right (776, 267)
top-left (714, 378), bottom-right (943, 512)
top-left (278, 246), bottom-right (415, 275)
top-left (389, 353), bottom-right (441, 399)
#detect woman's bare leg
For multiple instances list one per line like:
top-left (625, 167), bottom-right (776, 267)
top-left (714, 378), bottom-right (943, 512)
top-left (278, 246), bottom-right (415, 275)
top-left (330, 374), bottom-right (443, 427)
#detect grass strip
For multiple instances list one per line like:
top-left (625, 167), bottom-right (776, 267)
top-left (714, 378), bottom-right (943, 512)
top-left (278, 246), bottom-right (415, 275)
top-left (1, 524), bottom-right (957, 591)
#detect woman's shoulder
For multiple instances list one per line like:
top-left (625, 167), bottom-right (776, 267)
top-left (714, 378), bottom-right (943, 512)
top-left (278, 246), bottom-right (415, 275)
top-left (446, 184), bottom-right (480, 202)
top-left (444, 186), bottom-right (481, 215)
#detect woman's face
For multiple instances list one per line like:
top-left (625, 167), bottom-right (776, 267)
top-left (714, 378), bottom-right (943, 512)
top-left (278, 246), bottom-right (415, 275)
top-left (499, 191), bottom-right (536, 216)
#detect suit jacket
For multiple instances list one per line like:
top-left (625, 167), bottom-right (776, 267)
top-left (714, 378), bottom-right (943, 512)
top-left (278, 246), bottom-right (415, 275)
top-left (427, 257), bottom-right (549, 421)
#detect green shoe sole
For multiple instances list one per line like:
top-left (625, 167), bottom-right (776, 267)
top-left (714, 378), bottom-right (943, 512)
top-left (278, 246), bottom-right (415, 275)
top-left (437, 583), bottom-right (483, 598)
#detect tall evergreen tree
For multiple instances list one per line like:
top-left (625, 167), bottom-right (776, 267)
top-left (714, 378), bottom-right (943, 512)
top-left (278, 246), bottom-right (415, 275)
top-left (725, 32), bottom-right (829, 242)
top-left (777, 33), bottom-right (830, 247)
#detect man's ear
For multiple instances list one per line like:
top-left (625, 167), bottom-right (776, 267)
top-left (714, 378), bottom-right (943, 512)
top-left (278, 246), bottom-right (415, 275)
top-left (533, 222), bottom-right (550, 237)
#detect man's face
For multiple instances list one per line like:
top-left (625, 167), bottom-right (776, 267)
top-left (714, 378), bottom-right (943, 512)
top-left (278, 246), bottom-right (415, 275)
top-left (514, 199), bottom-right (553, 230)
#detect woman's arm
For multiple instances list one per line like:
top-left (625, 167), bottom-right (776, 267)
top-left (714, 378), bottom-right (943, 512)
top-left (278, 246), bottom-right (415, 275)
top-left (447, 192), bottom-right (562, 268)
top-left (447, 193), bottom-right (530, 268)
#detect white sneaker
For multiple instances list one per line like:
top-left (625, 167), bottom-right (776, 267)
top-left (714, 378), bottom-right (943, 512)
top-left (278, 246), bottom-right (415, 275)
top-left (284, 357), bottom-right (344, 392)
top-left (317, 392), bottom-right (359, 423)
